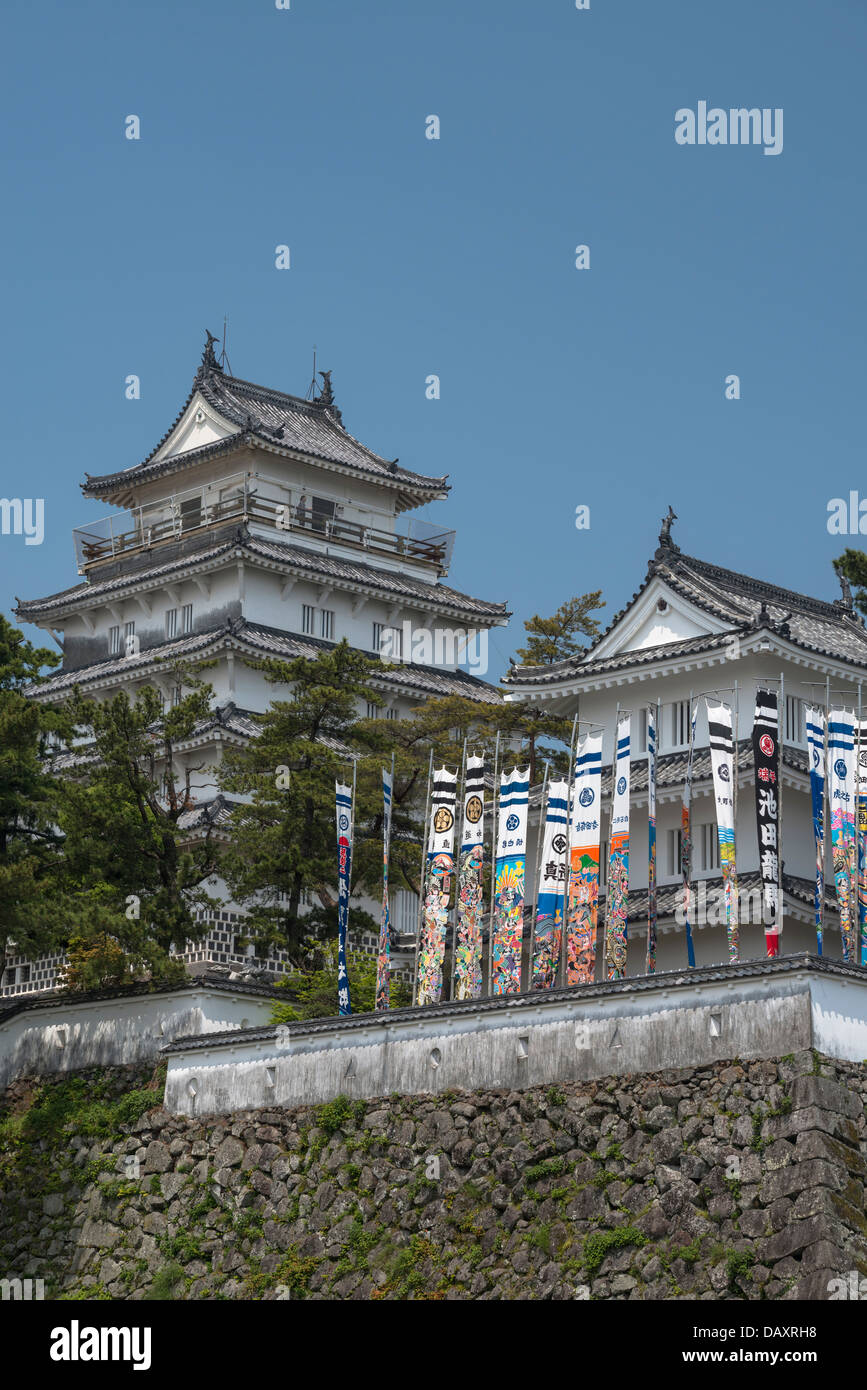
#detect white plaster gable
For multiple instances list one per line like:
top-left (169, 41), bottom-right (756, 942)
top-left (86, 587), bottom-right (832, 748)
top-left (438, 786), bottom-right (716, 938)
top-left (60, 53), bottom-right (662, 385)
top-left (153, 393), bottom-right (237, 462)
top-left (590, 577), bottom-right (729, 660)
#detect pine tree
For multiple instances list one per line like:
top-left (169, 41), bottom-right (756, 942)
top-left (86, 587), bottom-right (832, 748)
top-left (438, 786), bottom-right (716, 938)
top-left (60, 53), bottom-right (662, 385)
top-left (57, 666), bottom-right (220, 982)
top-left (514, 591), bottom-right (605, 666)
top-left (218, 641), bottom-right (386, 960)
top-left (0, 616), bottom-right (67, 985)
top-left (834, 550), bottom-right (867, 616)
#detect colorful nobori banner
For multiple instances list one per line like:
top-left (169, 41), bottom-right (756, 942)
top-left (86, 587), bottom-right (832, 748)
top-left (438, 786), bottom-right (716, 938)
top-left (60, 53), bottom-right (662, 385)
top-left (374, 765), bottom-right (394, 1012)
top-left (531, 779), bottom-right (569, 990)
top-left (805, 707), bottom-right (827, 955)
top-left (492, 767), bottom-right (530, 994)
top-left (828, 710), bottom-right (856, 963)
top-left (857, 720), bottom-right (867, 967)
top-left (605, 715), bottom-right (631, 981)
top-left (566, 731), bottom-right (603, 985)
top-left (706, 700), bottom-right (739, 963)
top-left (454, 755), bottom-right (486, 1000)
top-left (335, 781), bottom-right (354, 1016)
top-left (752, 691), bottom-right (780, 957)
top-left (681, 702), bottom-right (698, 968)
top-left (646, 706), bottom-right (658, 974)
top-left (416, 766), bottom-right (458, 1005)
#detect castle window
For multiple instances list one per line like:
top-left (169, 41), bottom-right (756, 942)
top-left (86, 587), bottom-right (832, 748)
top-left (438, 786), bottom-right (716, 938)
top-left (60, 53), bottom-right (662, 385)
top-left (374, 622), bottom-right (402, 660)
top-left (385, 708), bottom-right (399, 721)
top-left (700, 823), bottom-right (720, 872)
top-left (668, 700), bottom-right (689, 749)
top-left (109, 625), bottom-right (122, 655)
top-left (392, 890), bottom-right (420, 934)
top-left (785, 695), bottom-right (804, 744)
top-left (320, 609), bottom-right (335, 641)
top-left (636, 708), bottom-right (649, 754)
top-left (366, 701), bottom-right (380, 718)
top-left (181, 604), bottom-right (193, 634)
top-left (666, 828), bottom-right (682, 877)
top-left (165, 608), bottom-right (178, 639)
top-left (180, 495), bottom-right (202, 530)
top-left (302, 605), bottom-right (316, 636)
top-left (311, 497), bottom-right (335, 533)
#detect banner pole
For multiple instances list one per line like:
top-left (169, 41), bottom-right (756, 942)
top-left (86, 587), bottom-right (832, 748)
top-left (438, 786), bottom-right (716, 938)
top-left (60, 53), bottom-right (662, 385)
top-left (824, 676), bottom-right (830, 953)
top-left (559, 714), bottom-right (580, 988)
top-left (412, 750), bottom-right (434, 1006)
top-left (448, 738), bottom-right (468, 1002)
top-left (527, 760), bottom-right (550, 987)
top-left (646, 699), bottom-right (659, 975)
top-left (778, 672), bottom-right (785, 950)
top-left (855, 683), bottom-right (861, 967)
top-left (684, 690), bottom-right (696, 967)
top-left (486, 731), bottom-right (500, 998)
top-left (733, 682), bottom-right (740, 962)
top-left (603, 703), bottom-right (620, 981)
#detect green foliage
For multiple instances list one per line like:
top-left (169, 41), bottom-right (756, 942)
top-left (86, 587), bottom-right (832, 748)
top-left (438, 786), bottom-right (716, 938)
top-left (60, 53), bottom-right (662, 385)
top-left (582, 1226), bottom-right (648, 1278)
top-left (218, 641), bottom-right (385, 957)
top-left (0, 1074), bottom-right (159, 1147)
top-left (527, 1223), bottom-right (553, 1257)
top-left (144, 1263), bottom-right (185, 1300)
top-left (524, 1156), bottom-right (566, 1184)
top-left (726, 1249), bottom-right (755, 1292)
top-left (158, 1230), bottom-right (206, 1264)
top-left (55, 671), bottom-right (220, 984)
top-left (514, 592), bottom-right (605, 666)
top-left (834, 550), bottom-right (867, 617)
top-left (546, 1087), bottom-right (566, 1107)
top-left (272, 943), bottom-right (411, 1022)
top-left (315, 1094), bottom-right (358, 1136)
top-left (57, 1283), bottom-right (114, 1301)
top-left (0, 615), bottom-right (68, 978)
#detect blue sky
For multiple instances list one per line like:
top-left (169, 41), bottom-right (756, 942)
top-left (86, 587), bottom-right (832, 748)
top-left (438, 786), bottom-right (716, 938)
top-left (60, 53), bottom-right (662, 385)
top-left (1, 0), bottom-right (864, 680)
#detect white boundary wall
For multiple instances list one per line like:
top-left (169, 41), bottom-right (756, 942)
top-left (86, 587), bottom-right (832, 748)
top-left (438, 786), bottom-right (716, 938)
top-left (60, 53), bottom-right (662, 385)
top-left (0, 983), bottom-right (276, 1090)
top-left (161, 956), bottom-right (866, 1117)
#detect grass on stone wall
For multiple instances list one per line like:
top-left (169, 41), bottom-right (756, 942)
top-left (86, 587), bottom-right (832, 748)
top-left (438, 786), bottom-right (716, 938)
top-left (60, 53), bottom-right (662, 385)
top-left (0, 1072), bottom-right (162, 1149)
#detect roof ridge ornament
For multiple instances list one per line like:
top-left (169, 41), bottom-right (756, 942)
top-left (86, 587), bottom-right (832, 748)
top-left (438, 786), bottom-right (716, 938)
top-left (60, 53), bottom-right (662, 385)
top-left (196, 329), bottom-right (221, 381)
top-left (316, 369), bottom-right (335, 406)
top-left (650, 504), bottom-right (680, 569)
top-left (313, 368), bottom-right (343, 424)
top-left (833, 561), bottom-right (854, 613)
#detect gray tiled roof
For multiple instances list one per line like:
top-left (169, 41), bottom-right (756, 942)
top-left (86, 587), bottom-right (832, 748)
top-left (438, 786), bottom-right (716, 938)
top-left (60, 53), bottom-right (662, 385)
top-left (15, 523), bottom-right (508, 624)
top-left (82, 361), bottom-right (448, 502)
top-left (505, 543), bottom-right (867, 686)
top-left (26, 618), bottom-right (503, 706)
top-left (606, 869), bottom-right (837, 925)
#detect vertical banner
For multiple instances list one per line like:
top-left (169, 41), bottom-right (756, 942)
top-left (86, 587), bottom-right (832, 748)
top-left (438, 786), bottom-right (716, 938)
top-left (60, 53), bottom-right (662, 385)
top-left (681, 702), bottom-right (697, 968)
top-left (492, 767), bottom-right (530, 994)
top-left (531, 779), bottom-right (569, 989)
top-left (416, 767), bottom-right (458, 1005)
top-left (335, 781), bottom-right (353, 1016)
top-left (605, 716), bottom-right (631, 981)
top-left (753, 691), bottom-right (780, 957)
top-left (646, 707), bottom-right (658, 974)
top-left (454, 756), bottom-right (486, 1000)
top-left (828, 710), bottom-right (856, 963)
top-left (805, 707), bottom-right (826, 956)
top-left (374, 767), bottom-right (394, 1012)
top-left (858, 721), bottom-right (867, 966)
top-left (566, 732), bottom-right (603, 984)
top-left (707, 700), bottom-right (739, 963)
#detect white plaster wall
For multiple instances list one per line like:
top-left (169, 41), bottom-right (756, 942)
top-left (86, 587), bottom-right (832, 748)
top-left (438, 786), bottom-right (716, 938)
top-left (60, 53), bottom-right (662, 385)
top-left (810, 976), bottom-right (867, 1062)
top-left (0, 987), bottom-right (275, 1090)
top-left (163, 971), bottom-right (817, 1116)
